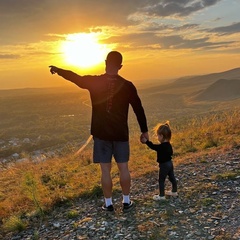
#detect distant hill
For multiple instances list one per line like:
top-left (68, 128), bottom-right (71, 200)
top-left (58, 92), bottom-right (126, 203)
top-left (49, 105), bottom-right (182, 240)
top-left (193, 79), bottom-right (240, 101)
top-left (173, 67), bottom-right (240, 87)
top-left (141, 67), bottom-right (240, 101)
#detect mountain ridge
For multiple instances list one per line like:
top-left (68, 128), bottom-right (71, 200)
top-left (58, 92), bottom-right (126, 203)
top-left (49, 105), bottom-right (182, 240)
top-left (194, 78), bottom-right (240, 101)
top-left (141, 67), bottom-right (240, 101)
top-left (175, 67), bottom-right (240, 84)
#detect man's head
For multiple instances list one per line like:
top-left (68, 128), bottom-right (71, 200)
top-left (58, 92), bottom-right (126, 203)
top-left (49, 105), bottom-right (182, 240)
top-left (105, 51), bottom-right (123, 75)
top-left (106, 51), bottom-right (123, 66)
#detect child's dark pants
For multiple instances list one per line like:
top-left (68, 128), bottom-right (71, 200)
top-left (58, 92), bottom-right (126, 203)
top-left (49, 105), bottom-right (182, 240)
top-left (159, 161), bottom-right (177, 196)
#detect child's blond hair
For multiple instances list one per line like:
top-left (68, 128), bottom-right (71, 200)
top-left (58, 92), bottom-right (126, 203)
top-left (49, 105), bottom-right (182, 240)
top-left (154, 121), bottom-right (172, 141)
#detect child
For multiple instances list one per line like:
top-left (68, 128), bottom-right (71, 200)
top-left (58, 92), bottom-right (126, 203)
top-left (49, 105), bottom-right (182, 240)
top-left (141, 121), bottom-right (178, 201)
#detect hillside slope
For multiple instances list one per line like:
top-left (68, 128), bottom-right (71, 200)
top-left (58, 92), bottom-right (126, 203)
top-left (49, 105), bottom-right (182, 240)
top-left (3, 147), bottom-right (240, 240)
top-left (141, 67), bottom-right (240, 93)
top-left (173, 67), bottom-right (240, 88)
top-left (194, 79), bottom-right (240, 101)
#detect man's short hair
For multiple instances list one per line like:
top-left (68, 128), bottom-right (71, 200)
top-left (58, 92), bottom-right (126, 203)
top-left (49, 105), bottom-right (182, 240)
top-left (106, 51), bottom-right (123, 66)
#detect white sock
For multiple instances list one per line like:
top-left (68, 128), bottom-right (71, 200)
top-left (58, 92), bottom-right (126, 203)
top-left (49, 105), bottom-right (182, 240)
top-left (123, 195), bottom-right (130, 204)
top-left (105, 197), bottom-right (113, 207)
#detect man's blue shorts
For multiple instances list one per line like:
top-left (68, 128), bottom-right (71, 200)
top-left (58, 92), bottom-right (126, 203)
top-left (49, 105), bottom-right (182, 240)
top-left (93, 137), bottom-right (129, 163)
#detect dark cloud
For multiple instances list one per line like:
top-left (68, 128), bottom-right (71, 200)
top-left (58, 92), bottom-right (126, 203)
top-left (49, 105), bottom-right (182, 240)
top-left (138, 22), bottom-right (170, 32)
top-left (105, 31), bottom-right (235, 51)
top-left (140, 0), bottom-right (221, 17)
top-left (207, 22), bottom-right (240, 35)
top-left (141, 23), bottom-right (200, 32)
top-left (173, 23), bottom-right (199, 31)
top-left (157, 35), bottom-right (233, 49)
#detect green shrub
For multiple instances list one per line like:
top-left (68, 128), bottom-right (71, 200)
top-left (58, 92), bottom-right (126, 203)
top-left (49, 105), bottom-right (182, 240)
top-left (3, 216), bottom-right (26, 232)
top-left (67, 210), bottom-right (78, 219)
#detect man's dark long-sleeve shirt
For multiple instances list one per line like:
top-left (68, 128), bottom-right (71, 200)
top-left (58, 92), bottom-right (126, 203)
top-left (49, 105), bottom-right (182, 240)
top-left (145, 141), bottom-right (173, 164)
top-left (57, 69), bottom-right (148, 141)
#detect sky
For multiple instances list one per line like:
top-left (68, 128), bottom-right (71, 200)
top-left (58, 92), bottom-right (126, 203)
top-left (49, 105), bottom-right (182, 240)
top-left (0, 0), bottom-right (240, 89)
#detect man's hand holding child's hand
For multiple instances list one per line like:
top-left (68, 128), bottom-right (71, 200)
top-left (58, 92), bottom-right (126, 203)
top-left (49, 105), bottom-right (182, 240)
top-left (140, 135), bottom-right (148, 144)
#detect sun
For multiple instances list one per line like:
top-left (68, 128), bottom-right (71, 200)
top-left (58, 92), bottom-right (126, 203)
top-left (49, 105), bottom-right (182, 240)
top-left (61, 33), bottom-right (110, 68)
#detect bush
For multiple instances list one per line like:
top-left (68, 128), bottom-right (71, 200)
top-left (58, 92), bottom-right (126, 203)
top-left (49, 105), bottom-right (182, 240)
top-left (3, 216), bottom-right (26, 232)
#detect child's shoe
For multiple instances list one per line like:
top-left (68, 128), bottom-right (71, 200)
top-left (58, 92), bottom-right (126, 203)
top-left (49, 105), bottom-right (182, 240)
top-left (153, 195), bottom-right (166, 201)
top-left (165, 191), bottom-right (178, 197)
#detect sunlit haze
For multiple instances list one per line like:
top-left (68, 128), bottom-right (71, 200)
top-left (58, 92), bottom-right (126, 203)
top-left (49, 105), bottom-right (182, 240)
top-left (0, 0), bottom-right (240, 89)
top-left (61, 33), bottom-right (111, 68)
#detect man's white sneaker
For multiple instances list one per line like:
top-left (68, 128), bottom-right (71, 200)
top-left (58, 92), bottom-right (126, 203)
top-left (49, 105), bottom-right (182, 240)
top-left (165, 191), bottom-right (178, 197)
top-left (153, 195), bottom-right (166, 201)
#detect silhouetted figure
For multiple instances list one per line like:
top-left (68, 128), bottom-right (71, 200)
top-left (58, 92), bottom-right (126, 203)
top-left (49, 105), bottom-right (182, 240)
top-left (49, 51), bottom-right (148, 212)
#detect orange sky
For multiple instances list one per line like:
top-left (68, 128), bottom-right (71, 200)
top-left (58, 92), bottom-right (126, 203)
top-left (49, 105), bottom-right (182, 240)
top-left (0, 0), bottom-right (240, 89)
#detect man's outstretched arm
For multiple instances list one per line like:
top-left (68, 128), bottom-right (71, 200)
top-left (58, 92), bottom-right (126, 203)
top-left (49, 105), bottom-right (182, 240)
top-left (49, 65), bottom-right (83, 83)
top-left (49, 65), bottom-right (59, 75)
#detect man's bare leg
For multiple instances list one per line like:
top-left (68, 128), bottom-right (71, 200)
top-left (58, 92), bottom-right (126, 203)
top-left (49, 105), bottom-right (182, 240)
top-left (100, 163), bottom-right (112, 198)
top-left (117, 162), bottom-right (131, 196)
top-left (117, 162), bottom-right (135, 212)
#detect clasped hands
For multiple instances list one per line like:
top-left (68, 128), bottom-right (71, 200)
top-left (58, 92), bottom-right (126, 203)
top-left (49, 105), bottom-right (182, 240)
top-left (140, 132), bottom-right (148, 144)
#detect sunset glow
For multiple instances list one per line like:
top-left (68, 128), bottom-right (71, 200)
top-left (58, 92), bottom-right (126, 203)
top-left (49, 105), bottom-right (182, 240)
top-left (0, 0), bottom-right (240, 89)
top-left (61, 33), bottom-right (110, 68)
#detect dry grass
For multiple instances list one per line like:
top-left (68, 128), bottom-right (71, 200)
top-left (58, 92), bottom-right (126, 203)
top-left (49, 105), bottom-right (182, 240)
top-left (171, 108), bottom-right (240, 154)
top-left (0, 147), bottom-right (100, 219)
top-left (0, 108), bottom-right (240, 233)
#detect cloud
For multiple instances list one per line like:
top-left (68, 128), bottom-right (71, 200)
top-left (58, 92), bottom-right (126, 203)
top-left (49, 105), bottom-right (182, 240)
top-left (173, 23), bottom-right (199, 31)
top-left (0, 0), bottom-right (238, 55)
top-left (138, 0), bottom-right (222, 17)
top-left (1, 0), bottom-right (220, 42)
top-left (157, 35), bottom-right (234, 50)
top-left (207, 22), bottom-right (240, 35)
top-left (104, 31), bottom-right (235, 51)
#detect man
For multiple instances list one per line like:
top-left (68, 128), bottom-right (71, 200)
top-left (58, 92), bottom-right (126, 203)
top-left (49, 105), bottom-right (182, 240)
top-left (49, 51), bottom-right (148, 212)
